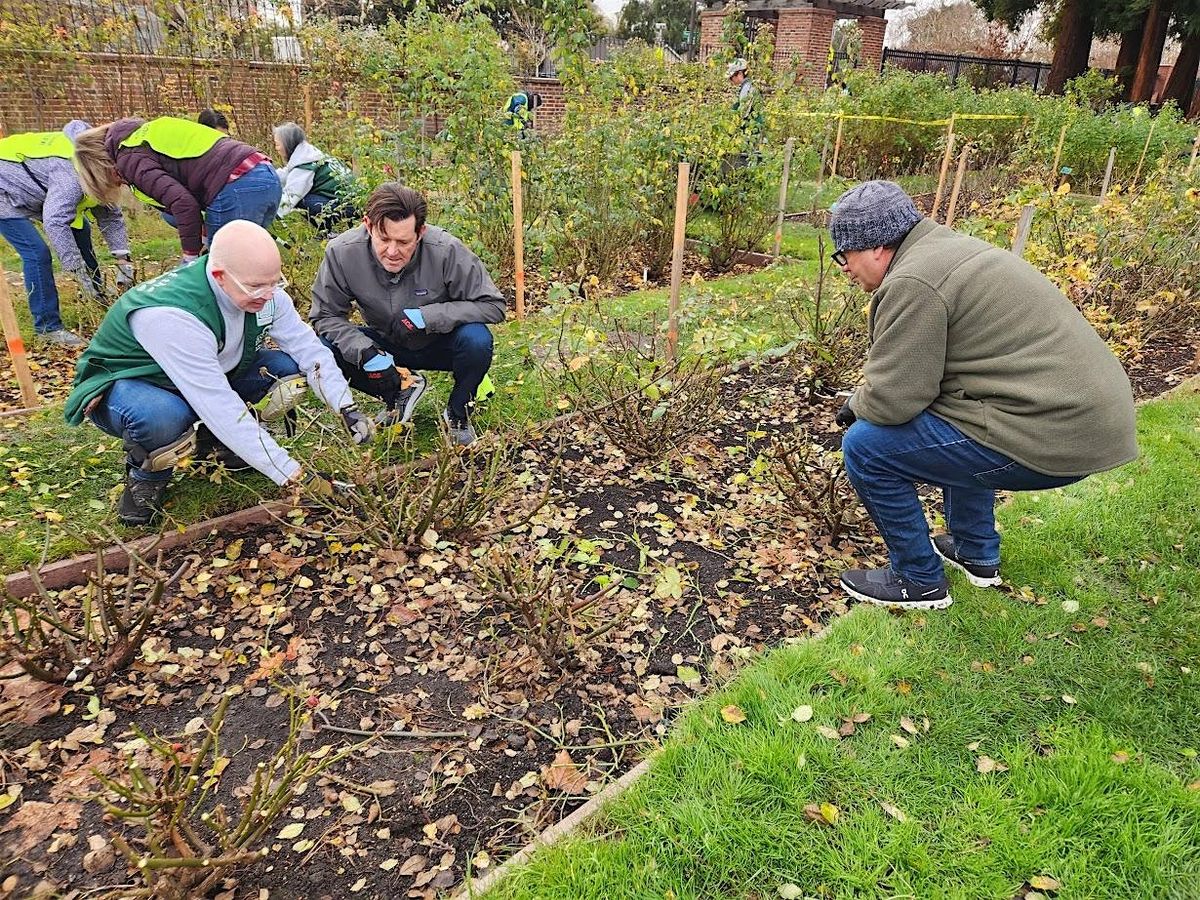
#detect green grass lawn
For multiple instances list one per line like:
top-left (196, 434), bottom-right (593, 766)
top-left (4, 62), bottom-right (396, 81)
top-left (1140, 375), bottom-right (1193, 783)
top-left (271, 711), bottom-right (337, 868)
top-left (487, 388), bottom-right (1200, 899)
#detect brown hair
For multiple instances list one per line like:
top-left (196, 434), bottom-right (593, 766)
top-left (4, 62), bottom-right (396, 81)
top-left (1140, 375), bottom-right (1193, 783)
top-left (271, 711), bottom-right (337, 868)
top-left (365, 183), bottom-right (427, 232)
top-left (72, 124), bottom-right (123, 205)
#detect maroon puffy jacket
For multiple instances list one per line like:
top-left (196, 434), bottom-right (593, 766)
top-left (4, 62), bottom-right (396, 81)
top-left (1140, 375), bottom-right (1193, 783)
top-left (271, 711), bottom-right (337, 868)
top-left (105, 118), bottom-right (262, 255)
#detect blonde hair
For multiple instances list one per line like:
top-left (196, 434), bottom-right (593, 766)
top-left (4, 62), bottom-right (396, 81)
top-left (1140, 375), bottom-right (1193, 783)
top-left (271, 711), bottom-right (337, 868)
top-left (72, 124), bottom-right (122, 205)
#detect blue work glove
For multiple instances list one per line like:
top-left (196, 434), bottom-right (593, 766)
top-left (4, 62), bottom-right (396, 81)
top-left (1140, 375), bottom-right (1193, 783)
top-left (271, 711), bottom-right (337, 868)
top-left (399, 308), bottom-right (426, 334)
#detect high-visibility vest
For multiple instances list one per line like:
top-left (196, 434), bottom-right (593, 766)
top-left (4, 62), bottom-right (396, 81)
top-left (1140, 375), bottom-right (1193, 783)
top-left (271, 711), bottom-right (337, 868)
top-left (0, 130), bottom-right (99, 228)
top-left (118, 117), bottom-right (226, 159)
top-left (0, 131), bottom-right (75, 163)
top-left (119, 117), bottom-right (228, 209)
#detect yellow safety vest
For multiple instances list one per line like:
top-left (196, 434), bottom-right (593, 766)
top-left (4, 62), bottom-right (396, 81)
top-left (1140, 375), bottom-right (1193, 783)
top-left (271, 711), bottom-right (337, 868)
top-left (0, 130), bottom-right (99, 228)
top-left (118, 117), bottom-right (227, 210)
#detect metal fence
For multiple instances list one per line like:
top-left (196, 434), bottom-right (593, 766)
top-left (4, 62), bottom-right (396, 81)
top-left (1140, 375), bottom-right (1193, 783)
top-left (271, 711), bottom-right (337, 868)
top-left (881, 48), bottom-right (1052, 92)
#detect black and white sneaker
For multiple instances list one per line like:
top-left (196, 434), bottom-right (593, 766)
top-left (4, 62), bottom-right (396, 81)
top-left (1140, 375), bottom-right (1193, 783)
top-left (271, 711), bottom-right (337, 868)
top-left (840, 568), bottom-right (952, 610)
top-left (375, 372), bottom-right (428, 427)
top-left (931, 534), bottom-right (1002, 587)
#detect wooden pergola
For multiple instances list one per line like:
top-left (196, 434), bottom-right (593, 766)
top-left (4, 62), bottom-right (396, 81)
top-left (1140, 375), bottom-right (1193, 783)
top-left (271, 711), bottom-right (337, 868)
top-left (699, 0), bottom-right (908, 87)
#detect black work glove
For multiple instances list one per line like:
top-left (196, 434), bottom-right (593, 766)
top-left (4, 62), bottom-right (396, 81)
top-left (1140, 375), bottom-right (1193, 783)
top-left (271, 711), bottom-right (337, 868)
top-left (340, 406), bottom-right (374, 444)
top-left (362, 350), bottom-right (401, 409)
top-left (835, 400), bottom-right (857, 428)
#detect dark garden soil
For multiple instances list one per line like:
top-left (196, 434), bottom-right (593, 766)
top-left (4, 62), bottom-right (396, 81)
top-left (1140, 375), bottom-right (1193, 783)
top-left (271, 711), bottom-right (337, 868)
top-left (2, 331), bottom-right (1195, 899)
top-left (1, 355), bottom-right (879, 899)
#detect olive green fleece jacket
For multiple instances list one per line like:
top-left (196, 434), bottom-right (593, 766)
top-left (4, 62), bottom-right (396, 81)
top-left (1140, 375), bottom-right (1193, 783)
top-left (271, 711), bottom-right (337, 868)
top-left (848, 218), bottom-right (1138, 477)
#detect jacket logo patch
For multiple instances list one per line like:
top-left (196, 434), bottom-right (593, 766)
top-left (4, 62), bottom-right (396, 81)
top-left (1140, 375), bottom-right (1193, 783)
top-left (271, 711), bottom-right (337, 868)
top-left (414, 289), bottom-right (429, 296)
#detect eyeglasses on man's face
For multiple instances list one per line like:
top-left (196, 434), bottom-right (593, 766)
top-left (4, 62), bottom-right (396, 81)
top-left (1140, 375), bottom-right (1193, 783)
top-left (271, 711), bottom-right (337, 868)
top-left (225, 271), bottom-right (289, 300)
top-left (831, 249), bottom-right (848, 267)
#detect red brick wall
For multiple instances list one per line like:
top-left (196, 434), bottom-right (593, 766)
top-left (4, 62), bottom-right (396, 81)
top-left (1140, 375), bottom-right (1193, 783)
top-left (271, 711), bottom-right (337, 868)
top-left (0, 50), bottom-right (566, 145)
top-left (858, 16), bottom-right (888, 74)
top-left (699, 10), bottom-right (725, 62)
top-left (776, 7), bottom-right (836, 88)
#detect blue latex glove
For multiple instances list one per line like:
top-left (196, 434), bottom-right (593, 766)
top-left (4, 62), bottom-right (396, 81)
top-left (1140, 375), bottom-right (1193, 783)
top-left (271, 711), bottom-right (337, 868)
top-left (404, 308), bottom-right (426, 330)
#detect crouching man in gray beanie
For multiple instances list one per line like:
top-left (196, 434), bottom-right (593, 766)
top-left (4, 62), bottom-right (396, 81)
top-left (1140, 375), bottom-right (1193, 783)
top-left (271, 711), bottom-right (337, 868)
top-left (828, 180), bottom-right (1137, 609)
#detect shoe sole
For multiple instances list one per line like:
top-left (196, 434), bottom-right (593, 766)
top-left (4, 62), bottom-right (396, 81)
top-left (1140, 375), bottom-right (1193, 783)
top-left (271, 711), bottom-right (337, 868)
top-left (931, 540), bottom-right (1002, 588)
top-left (840, 579), bottom-right (953, 610)
top-left (397, 376), bottom-right (428, 424)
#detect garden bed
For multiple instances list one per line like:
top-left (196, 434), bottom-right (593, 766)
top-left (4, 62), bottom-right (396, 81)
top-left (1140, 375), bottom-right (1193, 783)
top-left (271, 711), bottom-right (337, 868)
top-left (3, 321), bottom-right (1198, 897)
top-left (0, 354), bottom-right (877, 899)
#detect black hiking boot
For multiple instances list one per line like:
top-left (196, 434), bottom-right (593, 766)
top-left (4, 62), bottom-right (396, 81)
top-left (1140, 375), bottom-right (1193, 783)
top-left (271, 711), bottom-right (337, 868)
top-left (839, 568), bottom-right (952, 610)
top-left (117, 470), bottom-right (169, 527)
top-left (931, 534), bottom-right (1002, 587)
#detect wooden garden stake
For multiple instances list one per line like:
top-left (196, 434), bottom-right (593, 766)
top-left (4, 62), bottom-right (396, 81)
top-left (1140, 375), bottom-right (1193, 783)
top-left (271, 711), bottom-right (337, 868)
top-left (1011, 204), bottom-right (1035, 258)
top-left (830, 113), bottom-right (845, 179)
top-left (814, 122), bottom-right (832, 205)
top-left (1131, 119), bottom-right (1157, 191)
top-left (932, 114), bottom-right (956, 221)
top-left (0, 260), bottom-right (39, 410)
top-left (1099, 147), bottom-right (1116, 199)
top-left (510, 150), bottom-right (525, 320)
top-left (773, 138), bottom-right (795, 258)
top-left (1050, 123), bottom-right (1068, 186)
top-left (667, 161), bottom-right (690, 364)
top-left (944, 141), bottom-right (971, 228)
top-left (1187, 128), bottom-right (1200, 177)
top-left (303, 84), bottom-right (313, 131)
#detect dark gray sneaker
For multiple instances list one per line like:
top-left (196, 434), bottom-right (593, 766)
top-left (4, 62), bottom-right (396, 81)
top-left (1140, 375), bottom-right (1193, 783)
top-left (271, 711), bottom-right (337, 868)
top-left (931, 534), bottom-right (1002, 587)
top-left (840, 568), bottom-right (952, 610)
top-left (441, 409), bottom-right (477, 447)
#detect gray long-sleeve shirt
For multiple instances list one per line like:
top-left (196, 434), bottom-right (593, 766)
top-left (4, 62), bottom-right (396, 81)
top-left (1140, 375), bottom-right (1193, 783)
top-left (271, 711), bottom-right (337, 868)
top-left (310, 224), bottom-right (506, 366)
top-left (0, 158), bottom-right (130, 271)
top-left (129, 262), bottom-right (355, 485)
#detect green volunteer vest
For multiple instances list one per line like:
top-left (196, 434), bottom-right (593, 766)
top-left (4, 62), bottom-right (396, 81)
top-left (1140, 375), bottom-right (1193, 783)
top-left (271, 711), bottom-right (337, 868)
top-left (297, 157), bottom-right (354, 199)
top-left (119, 117), bottom-right (227, 209)
top-left (0, 131), bottom-right (99, 227)
top-left (64, 260), bottom-right (270, 426)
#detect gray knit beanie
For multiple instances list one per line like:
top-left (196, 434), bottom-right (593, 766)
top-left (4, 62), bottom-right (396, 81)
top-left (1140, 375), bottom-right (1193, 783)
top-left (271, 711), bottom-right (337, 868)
top-left (829, 180), bottom-right (923, 254)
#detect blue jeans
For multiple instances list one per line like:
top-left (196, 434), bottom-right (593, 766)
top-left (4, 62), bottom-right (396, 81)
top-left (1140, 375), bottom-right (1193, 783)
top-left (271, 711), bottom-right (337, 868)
top-left (87, 349), bottom-right (299, 483)
top-left (204, 163), bottom-right (282, 239)
top-left (297, 193), bottom-right (358, 230)
top-left (841, 411), bottom-right (1082, 584)
top-left (323, 323), bottom-right (494, 421)
top-left (0, 216), bottom-right (100, 332)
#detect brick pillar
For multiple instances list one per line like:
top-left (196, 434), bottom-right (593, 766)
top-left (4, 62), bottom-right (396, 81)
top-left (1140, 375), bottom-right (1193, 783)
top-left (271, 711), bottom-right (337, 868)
top-left (699, 10), bottom-right (725, 62)
top-left (858, 15), bottom-right (888, 73)
top-left (775, 7), bottom-right (836, 87)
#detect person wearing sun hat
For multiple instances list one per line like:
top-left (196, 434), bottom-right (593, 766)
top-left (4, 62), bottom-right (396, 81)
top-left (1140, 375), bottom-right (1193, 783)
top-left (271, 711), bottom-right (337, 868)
top-left (828, 180), bottom-right (1137, 611)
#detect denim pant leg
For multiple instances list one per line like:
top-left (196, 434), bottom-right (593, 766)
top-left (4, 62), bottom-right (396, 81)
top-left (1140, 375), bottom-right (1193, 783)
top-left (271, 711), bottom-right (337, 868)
top-left (71, 220), bottom-right (103, 293)
top-left (0, 216), bottom-right (62, 333)
top-left (842, 411), bottom-right (1081, 583)
top-left (322, 324), bottom-right (494, 420)
top-left (88, 379), bottom-right (198, 483)
top-left (227, 349), bottom-right (301, 404)
top-left (205, 163), bottom-right (283, 239)
top-left (394, 323), bottom-right (494, 421)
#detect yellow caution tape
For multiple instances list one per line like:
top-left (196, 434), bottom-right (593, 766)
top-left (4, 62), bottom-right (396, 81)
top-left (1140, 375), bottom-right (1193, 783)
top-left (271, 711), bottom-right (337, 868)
top-left (788, 110), bottom-right (1022, 127)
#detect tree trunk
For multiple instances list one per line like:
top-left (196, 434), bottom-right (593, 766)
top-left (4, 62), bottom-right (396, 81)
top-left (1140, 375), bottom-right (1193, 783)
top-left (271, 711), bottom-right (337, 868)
top-left (1046, 0), bottom-right (1095, 95)
top-left (1161, 32), bottom-right (1200, 110)
top-left (1129, 0), bottom-right (1174, 103)
top-left (1115, 21), bottom-right (1146, 100)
